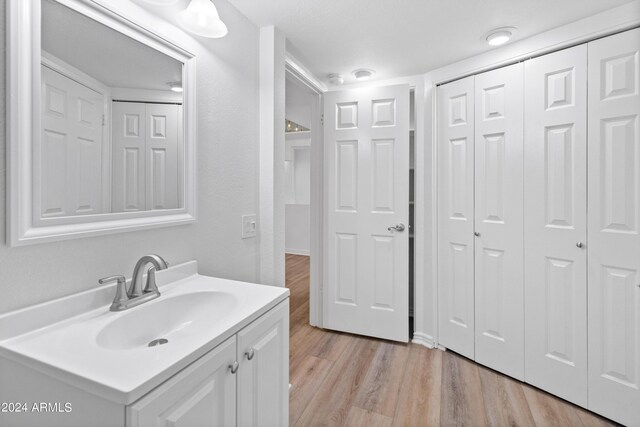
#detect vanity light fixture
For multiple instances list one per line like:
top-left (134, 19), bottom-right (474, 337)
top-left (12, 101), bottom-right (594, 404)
top-left (328, 73), bottom-right (344, 85)
top-left (168, 82), bottom-right (183, 92)
top-left (177, 0), bottom-right (228, 38)
top-left (485, 27), bottom-right (516, 46)
top-left (352, 68), bottom-right (375, 81)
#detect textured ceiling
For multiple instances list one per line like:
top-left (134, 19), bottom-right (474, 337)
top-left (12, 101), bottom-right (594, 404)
top-left (227, 0), bottom-right (636, 86)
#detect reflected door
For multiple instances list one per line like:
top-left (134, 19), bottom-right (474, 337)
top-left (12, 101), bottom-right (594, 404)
top-left (323, 84), bottom-right (410, 342)
top-left (587, 28), bottom-right (640, 426)
top-left (524, 44), bottom-right (588, 406)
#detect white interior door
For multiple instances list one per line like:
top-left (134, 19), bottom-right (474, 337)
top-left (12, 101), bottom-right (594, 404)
top-left (524, 44), bottom-right (588, 406)
top-left (38, 65), bottom-right (106, 219)
top-left (112, 101), bottom-right (146, 212)
top-left (587, 28), bottom-right (640, 426)
top-left (324, 84), bottom-right (410, 342)
top-left (474, 63), bottom-right (525, 380)
top-left (437, 76), bottom-right (475, 359)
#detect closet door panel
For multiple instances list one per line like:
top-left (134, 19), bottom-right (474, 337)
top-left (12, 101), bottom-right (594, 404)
top-left (474, 63), bottom-right (525, 380)
top-left (437, 76), bottom-right (475, 358)
top-left (587, 28), bottom-right (640, 427)
top-left (524, 44), bottom-right (588, 406)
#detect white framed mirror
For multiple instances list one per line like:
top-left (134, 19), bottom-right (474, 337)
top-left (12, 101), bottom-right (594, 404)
top-left (7, 0), bottom-right (197, 246)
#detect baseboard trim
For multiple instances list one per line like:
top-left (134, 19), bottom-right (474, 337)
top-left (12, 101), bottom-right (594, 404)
top-left (285, 249), bottom-right (310, 256)
top-left (411, 332), bottom-right (437, 349)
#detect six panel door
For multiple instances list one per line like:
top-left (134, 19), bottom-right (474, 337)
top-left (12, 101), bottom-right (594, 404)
top-left (437, 76), bottom-right (476, 359)
top-left (587, 28), bottom-right (640, 426)
top-left (323, 84), bottom-right (410, 342)
top-left (474, 63), bottom-right (525, 380)
top-left (523, 44), bottom-right (588, 406)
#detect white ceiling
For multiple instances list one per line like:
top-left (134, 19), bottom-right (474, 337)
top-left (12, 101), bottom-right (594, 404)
top-left (227, 0), bottom-right (634, 86)
top-left (42, 0), bottom-right (182, 91)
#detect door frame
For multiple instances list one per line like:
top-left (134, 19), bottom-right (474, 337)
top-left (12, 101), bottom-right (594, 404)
top-left (285, 55), bottom-right (325, 326)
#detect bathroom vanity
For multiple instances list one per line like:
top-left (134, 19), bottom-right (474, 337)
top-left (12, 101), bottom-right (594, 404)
top-left (0, 262), bottom-right (289, 427)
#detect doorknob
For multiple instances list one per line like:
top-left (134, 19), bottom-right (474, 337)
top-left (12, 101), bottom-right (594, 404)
top-left (576, 242), bottom-right (584, 248)
top-left (388, 224), bottom-right (405, 232)
top-left (474, 232), bottom-right (480, 237)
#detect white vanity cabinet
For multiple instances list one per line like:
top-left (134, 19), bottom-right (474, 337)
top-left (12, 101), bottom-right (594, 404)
top-left (127, 300), bottom-right (289, 427)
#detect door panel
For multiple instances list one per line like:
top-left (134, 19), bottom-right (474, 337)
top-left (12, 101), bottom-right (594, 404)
top-left (39, 66), bottom-right (105, 219)
top-left (587, 28), bottom-right (640, 426)
top-left (237, 300), bottom-right (289, 427)
top-left (324, 84), bottom-right (409, 342)
top-left (127, 336), bottom-right (236, 427)
top-left (524, 44), bottom-right (588, 406)
top-left (437, 76), bottom-right (475, 358)
top-left (474, 63), bottom-right (525, 380)
top-left (112, 102), bottom-right (146, 212)
top-left (146, 104), bottom-right (180, 210)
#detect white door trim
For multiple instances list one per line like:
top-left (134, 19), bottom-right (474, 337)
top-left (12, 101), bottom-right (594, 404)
top-left (285, 56), bottom-right (324, 327)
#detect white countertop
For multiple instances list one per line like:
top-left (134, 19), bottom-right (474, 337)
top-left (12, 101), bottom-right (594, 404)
top-left (0, 262), bottom-right (289, 405)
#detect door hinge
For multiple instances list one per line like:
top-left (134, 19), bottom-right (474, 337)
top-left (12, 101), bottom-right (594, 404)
top-left (102, 115), bottom-right (105, 126)
top-left (320, 114), bottom-right (324, 126)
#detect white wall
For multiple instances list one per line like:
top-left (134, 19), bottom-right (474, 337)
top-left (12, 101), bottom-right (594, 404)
top-left (284, 133), bottom-right (311, 254)
top-left (285, 204), bottom-right (310, 255)
top-left (0, 0), bottom-right (262, 314)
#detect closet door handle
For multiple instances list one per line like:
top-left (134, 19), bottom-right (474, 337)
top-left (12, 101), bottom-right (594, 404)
top-left (388, 224), bottom-right (405, 232)
top-left (576, 242), bottom-right (584, 248)
top-left (474, 232), bottom-right (480, 237)
top-left (229, 361), bottom-right (239, 374)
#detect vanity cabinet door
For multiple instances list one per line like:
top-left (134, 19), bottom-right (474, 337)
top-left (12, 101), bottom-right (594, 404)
top-left (126, 336), bottom-right (237, 427)
top-left (237, 300), bottom-right (289, 427)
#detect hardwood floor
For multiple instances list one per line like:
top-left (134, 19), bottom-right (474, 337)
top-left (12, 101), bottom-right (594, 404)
top-left (286, 254), bottom-right (617, 427)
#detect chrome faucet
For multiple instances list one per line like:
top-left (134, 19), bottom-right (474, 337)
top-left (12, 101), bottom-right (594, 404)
top-left (99, 254), bottom-right (169, 312)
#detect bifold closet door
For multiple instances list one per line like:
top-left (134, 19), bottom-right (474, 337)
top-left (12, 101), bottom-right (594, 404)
top-left (587, 28), bottom-right (640, 426)
top-left (437, 76), bottom-right (475, 359)
top-left (474, 63), bottom-right (525, 380)
top-left (524, 44), bottom-right (588, 406)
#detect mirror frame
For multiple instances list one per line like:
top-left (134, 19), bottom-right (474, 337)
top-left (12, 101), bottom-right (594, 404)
top-left (6, 0), bottom-right (197, 246)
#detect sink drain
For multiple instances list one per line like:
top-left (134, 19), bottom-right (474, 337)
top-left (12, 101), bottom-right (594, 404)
top-left (148, 338), bottom-right (169, 347)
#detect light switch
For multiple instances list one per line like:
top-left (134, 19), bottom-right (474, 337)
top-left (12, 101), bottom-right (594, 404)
top-left (242, 214), bottom-right (257, 238)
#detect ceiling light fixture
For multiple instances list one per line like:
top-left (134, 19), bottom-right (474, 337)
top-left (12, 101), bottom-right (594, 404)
top-left (327, 73), bottom-right (344, 85)
top-left (352, 69), bottom-right (375, 81)
top-left (485, 27), bottom-right (516, 46)
top-left (138, 0), bottom-right (181, 5)
top-left (177, 0), bottom-right (228, 38)
top-left (168, 82), bottom-right (183, 93)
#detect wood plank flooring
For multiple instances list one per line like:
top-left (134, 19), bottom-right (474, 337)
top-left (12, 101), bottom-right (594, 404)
top-left (286, 254), bottom-right (617, 427)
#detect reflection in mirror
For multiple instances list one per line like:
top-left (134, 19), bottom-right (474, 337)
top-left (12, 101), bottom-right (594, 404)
top-left (39, 0), bottom-right (184, 222)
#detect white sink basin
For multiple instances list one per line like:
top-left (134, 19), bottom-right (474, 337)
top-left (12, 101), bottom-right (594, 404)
top-left (0, 261), bottom-right (289, 404)
top-left (96, 291), bottom-right (238, 350)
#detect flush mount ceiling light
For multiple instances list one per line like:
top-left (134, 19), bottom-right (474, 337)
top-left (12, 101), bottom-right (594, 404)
top-left (168, 82), bottom-right (183, 92)
top-left (327, 73), bottom-right (344, 85)
top-left (485, 27), bottom-right (517, 46)
top-left (352, 68), bottom-right (375, 81)
top-left (177, 0), bottom-right (228, 38)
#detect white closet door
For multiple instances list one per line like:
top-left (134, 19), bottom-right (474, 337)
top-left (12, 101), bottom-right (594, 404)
top-left (146, 104), bottom-right (180, 210)
top-left (112, 102), bottom-right (146, 212)
top-left (437, 76), bottom-right (475, 359)
top-left (474, 63), bottom-right (525, 380)
top-left (524, 44), bottom-right (588, 406)
top-left (587, 28), bottom-right (640, 426)
top-left (324, 84), bottom-right (410, 342)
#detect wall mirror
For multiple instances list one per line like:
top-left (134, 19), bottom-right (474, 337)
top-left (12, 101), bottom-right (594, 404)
top-left (7, 0), bottom-right (196, 246)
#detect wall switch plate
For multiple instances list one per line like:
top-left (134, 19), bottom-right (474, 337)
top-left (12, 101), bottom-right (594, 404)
top-left (242, 214), bottom-right (257, 238)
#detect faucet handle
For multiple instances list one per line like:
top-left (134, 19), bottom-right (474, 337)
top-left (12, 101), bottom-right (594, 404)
top-left (99, 275), bottom-right (129, 308)
top-left (143, 267), bottom-right (160, 294)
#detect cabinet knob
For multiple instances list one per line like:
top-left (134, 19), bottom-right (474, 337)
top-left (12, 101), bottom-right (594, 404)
top-left (474, 232), bottom-right (480, 237)
top-left (229, 361), bottom-right (239, 374)
top-left (245, 348), bottom-right (255, 360)
top-left (576, 242), bottom-right (584, 248)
